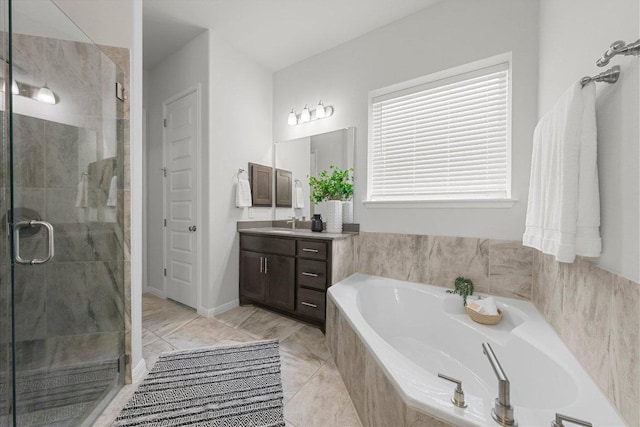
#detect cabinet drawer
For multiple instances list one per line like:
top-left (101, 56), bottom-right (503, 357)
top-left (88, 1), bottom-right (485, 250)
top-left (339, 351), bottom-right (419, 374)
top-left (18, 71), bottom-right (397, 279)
top-left (296, 288), bottom-right (325, 321)
top-left (241, 234), bottom-right (295, 256)
top-left (297, 259), bottom-right (327, 290)
top-left (296, 240), bottom-right (327, 260)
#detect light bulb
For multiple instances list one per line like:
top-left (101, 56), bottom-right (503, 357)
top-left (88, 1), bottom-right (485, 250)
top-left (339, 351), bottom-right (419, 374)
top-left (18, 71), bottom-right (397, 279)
top-left (301, 105), bottom-right (311, 123)
top-left (11, 80), bottom-right (19, 95)
top-left (35, 85), bottom-right (56, 104)
top-left (288, 109), bottom-right (297, 126)
top-left (316, 100), bottom-right (325, 119)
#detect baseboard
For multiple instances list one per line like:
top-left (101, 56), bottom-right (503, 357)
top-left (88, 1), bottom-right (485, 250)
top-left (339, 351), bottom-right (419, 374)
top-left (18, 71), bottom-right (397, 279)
top-left (144, 286), bottom-right (166, 299)
top-left (131, 358), bottom-right (147, 383)
top-left (197, 299), bottom-right (239, 318)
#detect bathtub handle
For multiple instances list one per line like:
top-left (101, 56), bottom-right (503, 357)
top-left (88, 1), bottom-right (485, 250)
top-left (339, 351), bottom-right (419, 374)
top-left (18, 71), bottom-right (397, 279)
top-left (552, 414), bottom-right (593, 427)
top-left (301, 272), bottom-right (319, 277)
top-left (437, 373), bottom-right (467, 408)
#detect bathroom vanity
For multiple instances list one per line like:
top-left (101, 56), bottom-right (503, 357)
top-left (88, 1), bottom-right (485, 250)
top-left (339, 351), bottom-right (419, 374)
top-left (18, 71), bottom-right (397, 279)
top-left (238, 227), bottom-right (356, 331)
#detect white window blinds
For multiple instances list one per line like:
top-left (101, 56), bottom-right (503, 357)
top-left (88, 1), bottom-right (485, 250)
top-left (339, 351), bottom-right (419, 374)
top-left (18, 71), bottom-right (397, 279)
top-left (369, 62), bottom-right (511, 201)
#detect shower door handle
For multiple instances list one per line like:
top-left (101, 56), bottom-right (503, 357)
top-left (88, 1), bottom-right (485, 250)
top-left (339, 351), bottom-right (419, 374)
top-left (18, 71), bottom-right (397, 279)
top-left (14, 220), bottom-right (55, 265)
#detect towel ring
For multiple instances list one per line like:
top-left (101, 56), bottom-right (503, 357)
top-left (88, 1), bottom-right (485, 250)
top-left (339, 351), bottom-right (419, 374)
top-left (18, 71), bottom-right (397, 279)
top-left (294, 179), bottom-right (302, 187)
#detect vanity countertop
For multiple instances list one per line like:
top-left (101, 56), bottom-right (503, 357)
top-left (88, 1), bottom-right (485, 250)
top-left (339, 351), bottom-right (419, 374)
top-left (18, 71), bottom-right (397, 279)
top-left (238, 227), bottom-right (356, 240)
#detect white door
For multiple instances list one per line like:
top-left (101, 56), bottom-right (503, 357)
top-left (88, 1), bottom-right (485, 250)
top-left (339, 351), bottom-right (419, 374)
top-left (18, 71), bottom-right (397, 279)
top-left (164, 90), bottom-right (199, 308)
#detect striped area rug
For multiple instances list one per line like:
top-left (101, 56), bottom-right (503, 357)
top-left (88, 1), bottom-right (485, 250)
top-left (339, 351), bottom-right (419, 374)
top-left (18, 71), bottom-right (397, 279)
top-left (112, 340), bottom-right (285, 427)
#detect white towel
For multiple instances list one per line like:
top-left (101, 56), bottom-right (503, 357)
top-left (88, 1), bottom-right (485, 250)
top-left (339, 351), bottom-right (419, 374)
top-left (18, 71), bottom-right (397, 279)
top-left (523, 81), bottom-right (601, 262)
top-left (236, 173), bottom-right (252, 208)
top-left (294, 185), bottom-right (304, 209)
top-left (106, 176), bottom-right (118, 207)
top-left (75, 174), bottom-right (89, 208)
top-left (468, 297), bottom-right (498, 316)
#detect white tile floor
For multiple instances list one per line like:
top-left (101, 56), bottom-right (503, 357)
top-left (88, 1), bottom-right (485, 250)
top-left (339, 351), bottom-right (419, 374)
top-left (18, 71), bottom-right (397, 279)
top-left (93, 294), bottom-right (362, 427)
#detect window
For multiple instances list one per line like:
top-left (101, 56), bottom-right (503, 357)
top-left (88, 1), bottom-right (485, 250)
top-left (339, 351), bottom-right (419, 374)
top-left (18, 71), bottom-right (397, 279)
top-left (367, 57), bottom-right (511, 204)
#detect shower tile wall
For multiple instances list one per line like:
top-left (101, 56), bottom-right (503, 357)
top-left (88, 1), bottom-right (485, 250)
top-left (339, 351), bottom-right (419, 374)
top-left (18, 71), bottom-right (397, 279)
top-left (7, 32), bottom-right (130, 381)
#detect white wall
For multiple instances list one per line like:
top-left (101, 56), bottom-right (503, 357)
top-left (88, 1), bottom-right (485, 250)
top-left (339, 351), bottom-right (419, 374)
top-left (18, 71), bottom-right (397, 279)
top-left (53, 0), bottom-right (132, 48)
top-left (538, 0), bottom-right (639, 282)
top-left (273, 0), bottom-right (539, 241)
top-left (205, 30), bottom-right (273, 311)
top-left (147, 31), bottom-right (209, 302)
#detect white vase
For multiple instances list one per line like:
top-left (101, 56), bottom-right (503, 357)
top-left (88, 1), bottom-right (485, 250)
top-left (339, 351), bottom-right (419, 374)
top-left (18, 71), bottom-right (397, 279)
top-left (342, 200), bottom-right (353, 223)
top-left (325, 200), bottom-right (343, 233)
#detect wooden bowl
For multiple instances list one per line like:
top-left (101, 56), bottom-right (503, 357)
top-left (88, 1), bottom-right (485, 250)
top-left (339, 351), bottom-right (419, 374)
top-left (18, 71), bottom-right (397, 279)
top-left (465, 305), bottom-right (502, 325)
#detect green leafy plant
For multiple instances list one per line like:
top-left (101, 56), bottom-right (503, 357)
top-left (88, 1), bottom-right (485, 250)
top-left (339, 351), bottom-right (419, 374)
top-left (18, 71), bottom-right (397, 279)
top-left (309, 166), bottom-right (354, 203)
top-left (446, 277), bottom-right (475, 306)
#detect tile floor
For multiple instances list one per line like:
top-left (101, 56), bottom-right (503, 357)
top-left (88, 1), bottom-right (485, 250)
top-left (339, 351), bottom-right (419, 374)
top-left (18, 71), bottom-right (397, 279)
top-left (94, 294), bottom-right (362, 427)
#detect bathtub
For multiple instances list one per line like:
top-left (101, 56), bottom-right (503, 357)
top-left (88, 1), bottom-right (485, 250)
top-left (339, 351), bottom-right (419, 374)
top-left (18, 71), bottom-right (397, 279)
top-left (327, 273), bottom-right (626, 427)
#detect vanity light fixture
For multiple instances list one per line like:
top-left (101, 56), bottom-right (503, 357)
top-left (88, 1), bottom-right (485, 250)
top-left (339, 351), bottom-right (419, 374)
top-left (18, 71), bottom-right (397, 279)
top-left (287, 100), bottom-right (334, 126)
top-left (0, 78), bottom-right (57, 104)
top-left (316, 100), bottom-right (326, 119)
top-left (300, 105), bottom-right (311, 123)
top-left (288, 109), bottom-right (298, 125)
top-left (35, 84), bottom-right (56, 105)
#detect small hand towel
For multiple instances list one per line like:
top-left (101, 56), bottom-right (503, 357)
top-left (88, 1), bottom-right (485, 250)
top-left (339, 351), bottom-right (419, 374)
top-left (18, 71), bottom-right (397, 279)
top-left (468, 297), bottom-right (498, 316)
top-left (106, 176), bottom-right (118, 207)
top-left (294, 185), bottom-right (304, 209)
top-left (523, 81), bottom-right (601, 262)
top-left (236, 173), bottom-right (252, 208)
top-left (75, 174), bottom-right (89, 208)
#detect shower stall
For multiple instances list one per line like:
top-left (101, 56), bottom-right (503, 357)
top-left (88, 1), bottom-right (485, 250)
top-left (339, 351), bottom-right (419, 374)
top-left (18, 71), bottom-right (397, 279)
top-left (1, 0), bottom-right (127, 425)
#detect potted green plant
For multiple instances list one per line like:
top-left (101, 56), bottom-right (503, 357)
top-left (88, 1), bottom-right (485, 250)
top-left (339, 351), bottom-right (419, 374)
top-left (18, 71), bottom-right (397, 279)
top-left (309, 166), bottom-right (354, 232)
top-left (446, 277), bottom-right (475, 306)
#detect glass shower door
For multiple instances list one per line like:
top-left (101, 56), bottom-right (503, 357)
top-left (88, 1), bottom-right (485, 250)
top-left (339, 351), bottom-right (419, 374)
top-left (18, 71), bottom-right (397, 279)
top-left (5, 0), bottom-right (126, 425)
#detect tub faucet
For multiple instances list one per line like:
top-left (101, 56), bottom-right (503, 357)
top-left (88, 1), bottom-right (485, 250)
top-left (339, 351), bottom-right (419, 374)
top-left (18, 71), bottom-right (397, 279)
top-left (551, 413), bottom-right (592, 427)
top-left (482, 342), bottom-right (517, 426)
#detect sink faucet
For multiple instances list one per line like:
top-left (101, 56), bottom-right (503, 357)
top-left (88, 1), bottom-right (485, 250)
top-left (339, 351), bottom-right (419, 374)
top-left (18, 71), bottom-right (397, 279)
top-left (482, 342), bottom-right (516, 426)
top-left (286, 216), bottom-right (296, 230)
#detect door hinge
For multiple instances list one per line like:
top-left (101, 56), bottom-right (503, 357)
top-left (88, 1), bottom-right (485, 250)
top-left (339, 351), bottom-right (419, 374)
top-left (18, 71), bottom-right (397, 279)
top-left (164, 219), bottom-right (167, 227)
top-left (163, 118), bottom-right (167, 127)
top-left (164, 268), bottom-right (167, 277)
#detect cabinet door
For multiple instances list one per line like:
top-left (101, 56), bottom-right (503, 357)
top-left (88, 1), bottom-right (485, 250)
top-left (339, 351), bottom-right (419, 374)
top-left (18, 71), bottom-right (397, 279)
top-left (265, 254), bottom-right (295, 311)
top-left (240, 250), bottom-right (266, 302)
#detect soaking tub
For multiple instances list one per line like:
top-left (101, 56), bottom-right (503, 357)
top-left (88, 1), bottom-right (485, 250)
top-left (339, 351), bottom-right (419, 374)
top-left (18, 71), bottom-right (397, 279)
top-left (327, 273), bottom-right (626, 426)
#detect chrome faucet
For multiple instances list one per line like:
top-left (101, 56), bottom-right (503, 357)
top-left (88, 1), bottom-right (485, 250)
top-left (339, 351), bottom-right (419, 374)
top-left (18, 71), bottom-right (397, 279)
top-left (286, 216), bottom-right (296, 230)
top-left (482, 342), bottom-right (517, 426)
top-left (551, 413), bottom-right (592, 427)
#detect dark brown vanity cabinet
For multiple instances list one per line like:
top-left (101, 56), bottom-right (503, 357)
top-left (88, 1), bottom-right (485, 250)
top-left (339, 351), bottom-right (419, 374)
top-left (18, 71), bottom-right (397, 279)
top-left (239, 237), bottom-right (296, 311)
top-left (239, 233), bottom-right (335, 329)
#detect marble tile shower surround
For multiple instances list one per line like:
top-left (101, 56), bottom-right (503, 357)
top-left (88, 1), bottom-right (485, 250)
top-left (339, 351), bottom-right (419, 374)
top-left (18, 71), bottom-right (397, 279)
top-left (353, 231), bottom-right (534, 299)
top-left (2, 31), bottom-right (131, 382)
top-left (533, 253), bottom-right (640, 426)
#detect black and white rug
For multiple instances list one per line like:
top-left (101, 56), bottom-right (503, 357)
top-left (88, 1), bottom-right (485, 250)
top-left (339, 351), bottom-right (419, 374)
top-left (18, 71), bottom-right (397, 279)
top-left (112, 340), bottom-right (285, 427)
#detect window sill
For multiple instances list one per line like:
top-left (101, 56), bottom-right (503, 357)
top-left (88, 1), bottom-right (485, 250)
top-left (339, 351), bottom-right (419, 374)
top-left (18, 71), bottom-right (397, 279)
top-left (362, 198), bottom-right (518, 209)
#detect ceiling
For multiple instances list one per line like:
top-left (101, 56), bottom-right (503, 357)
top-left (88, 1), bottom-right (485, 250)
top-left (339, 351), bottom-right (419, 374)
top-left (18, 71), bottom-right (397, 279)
top-left (143, 0), bottom-right (442, 71)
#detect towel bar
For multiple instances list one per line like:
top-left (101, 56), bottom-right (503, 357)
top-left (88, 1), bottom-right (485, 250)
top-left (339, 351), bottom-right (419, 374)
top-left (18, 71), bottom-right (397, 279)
top-left (580, 65), bottom-right (620, 87)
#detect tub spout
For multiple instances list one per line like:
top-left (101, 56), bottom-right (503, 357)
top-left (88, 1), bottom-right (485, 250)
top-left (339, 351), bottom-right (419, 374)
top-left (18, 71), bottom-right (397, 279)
top-left (482, 342), bottom-right (517, 426)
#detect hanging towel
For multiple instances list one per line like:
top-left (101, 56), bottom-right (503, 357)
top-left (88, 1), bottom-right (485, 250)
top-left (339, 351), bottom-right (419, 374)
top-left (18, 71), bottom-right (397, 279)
top-left (294, 182), bottom-right (304, 209)
top-left (236, 171), bottom-right (252, 208)
top-left (107, 176), bottom-right (118, 207)
top-left (75, 174), bottom-right (89, 208)
top-left (523, 81), bottom-right (601, 262)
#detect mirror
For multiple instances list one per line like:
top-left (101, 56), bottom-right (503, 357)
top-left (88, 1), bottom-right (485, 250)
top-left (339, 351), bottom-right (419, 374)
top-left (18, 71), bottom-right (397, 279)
top-left (274, 127), bottom-right (355, 221)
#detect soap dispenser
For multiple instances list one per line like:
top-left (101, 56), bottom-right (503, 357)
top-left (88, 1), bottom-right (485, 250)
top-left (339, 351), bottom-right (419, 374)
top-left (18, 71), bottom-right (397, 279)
top-left (311, 214), bottom-right (323, 232)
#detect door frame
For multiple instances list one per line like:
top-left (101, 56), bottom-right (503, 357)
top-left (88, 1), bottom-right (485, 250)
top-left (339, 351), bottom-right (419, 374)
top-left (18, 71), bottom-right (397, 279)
top-left (161, 84), bottom-right (202, 310)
